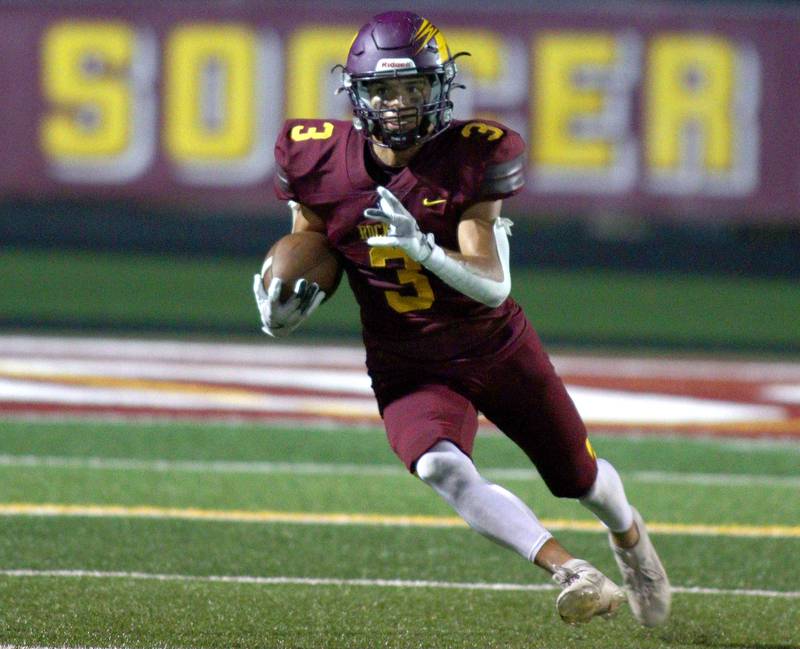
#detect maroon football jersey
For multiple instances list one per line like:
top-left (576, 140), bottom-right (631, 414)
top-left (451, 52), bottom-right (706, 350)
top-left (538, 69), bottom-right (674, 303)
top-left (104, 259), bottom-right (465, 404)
top-left (274, 118), bottom-right (527, 361)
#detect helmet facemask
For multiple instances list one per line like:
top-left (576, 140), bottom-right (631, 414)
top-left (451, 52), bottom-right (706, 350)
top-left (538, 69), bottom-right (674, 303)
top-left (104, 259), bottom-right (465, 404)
top-left (336, 11), bottom-right (467, 150)
top-left (340, 62), bottom-right (457, 150)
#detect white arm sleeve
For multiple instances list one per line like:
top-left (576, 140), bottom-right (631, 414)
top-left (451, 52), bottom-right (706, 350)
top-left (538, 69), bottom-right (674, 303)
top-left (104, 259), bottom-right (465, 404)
top-left (420, 218), bottom-right (512, 308)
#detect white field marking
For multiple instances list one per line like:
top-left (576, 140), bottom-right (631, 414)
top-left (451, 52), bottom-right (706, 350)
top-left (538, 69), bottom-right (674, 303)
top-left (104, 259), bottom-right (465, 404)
top-left (0, 377), bottom-right (786, 427)
top-left (0, 644), bottom-right (138, 649)
top-left (0, 335), bottom-right (795, 426)
top-left (0, 644), bottom-right (213, 649)
top-left (596, 432), bottom-right (800, 453)
top-left (3, 503), bottom-right (800, 538)
top-left (1, 454), bottom-right (799, 488)
top-left (624, 470), bottom-right (800, 488)
top-left (0, 379), bottom-right (379, 418)
top-left (565, 386), bottom-right (784, 424)
top-left (0, 358), bottom-right (374, 394)
top-left (2, 569), bottom-right (799, 600)
top-left (3, 414), bottom-right (797, 452)
top-left (4, 335), bottom-right (800, 381)
top-left (762, 384), bottom-right (800, 404)
top-left (0, 411), bottom-right (385, 434)
top-left (0, 454), bottom-right (402, 477)
top-left (551, 355), bottom-right (800, 382)
top-left (723, 436), bottom-right (800, 452)
top-left (0, 336), bottom-right (367, 368)
top-left (0, 644), bottom-right (211, 649)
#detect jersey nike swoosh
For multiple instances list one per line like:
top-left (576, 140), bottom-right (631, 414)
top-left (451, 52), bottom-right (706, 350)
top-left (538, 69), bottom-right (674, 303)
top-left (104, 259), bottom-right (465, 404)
top-left (422, 198), bottom-right (447, 206)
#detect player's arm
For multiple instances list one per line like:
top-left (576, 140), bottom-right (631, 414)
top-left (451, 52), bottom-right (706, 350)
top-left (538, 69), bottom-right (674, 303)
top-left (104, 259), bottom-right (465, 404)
top-left (452, 199), bottom-right (508, 283)
top-left (289, 201), bottom-right (327, 234)
top-left (253, 201), bottom-right (326, 338)
top-left (424, 198), bottom-right (511, 307)
top-left (365, 187), bottom-right (511, 307)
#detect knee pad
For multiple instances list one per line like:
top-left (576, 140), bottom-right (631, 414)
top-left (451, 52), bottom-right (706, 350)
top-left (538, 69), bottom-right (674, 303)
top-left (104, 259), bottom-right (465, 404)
top-left (415, 441), bottom-right (477, 493)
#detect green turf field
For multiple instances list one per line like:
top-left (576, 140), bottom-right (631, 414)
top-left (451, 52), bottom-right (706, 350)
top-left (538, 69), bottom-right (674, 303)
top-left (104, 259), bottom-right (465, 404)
top-left (3, 246), bottom-right (800, 353)
top-left (1, 419), bottom-right (798, 649)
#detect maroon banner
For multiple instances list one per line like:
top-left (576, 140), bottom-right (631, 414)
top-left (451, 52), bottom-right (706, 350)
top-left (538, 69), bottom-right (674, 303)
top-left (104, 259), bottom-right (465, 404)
top-left (1, 2), bottom-right (799, 221)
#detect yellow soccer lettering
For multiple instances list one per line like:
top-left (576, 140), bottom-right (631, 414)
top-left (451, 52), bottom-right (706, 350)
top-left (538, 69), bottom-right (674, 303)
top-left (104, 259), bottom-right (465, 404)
top-left (41, 22), bottom-right (135, 158)
top-left (39, 20), bottom-right (157, 182)
top-left (530, 31), bottom-right (639, 193)
top-left (164, 24), bottom-right (257, 161)
top-left (447, 29), bottom-right (527, 126)
top-left (647, 35), bottom-right (733, 172)
top-left (286, 27), bottom-right (358, 119)
top-left (645, 34), bottom-right (759, 195)
top-left (533, 33), bottom-right (624, 168)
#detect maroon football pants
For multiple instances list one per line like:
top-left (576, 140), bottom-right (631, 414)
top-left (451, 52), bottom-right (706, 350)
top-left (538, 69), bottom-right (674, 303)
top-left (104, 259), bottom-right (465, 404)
top-left (372, 323), bottom-right (598, 499)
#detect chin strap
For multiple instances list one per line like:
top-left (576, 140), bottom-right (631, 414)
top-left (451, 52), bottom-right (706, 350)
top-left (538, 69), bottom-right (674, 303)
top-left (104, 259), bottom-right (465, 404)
top-left (421, 217), bottom-right (512, 308)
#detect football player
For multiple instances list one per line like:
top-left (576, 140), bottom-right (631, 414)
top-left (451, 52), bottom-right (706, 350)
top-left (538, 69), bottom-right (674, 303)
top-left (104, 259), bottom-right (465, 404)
top-left (253, 10), bottom-right (670, 626)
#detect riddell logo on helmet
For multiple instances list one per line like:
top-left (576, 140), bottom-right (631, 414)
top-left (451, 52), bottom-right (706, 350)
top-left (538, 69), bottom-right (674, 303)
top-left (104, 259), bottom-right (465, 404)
top-left (375, 58), bottom-right (416, 71)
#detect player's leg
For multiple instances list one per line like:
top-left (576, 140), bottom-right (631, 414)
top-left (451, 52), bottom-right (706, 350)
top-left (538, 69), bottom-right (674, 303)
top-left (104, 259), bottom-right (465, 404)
top-left (414, 439), bottom-right (624, 624)
top-left (382, 385), bottom-right (624, 624)
top-left (474, 326), bottom-right (670, 626)
top-left (414, 439), bottom-right (551, 562)
top-left (579, 459), bottom-right (671, 626)
top-left (578, 457), bottom-right (633, 536)
top-left (382, 385), bottom-right (550, 559)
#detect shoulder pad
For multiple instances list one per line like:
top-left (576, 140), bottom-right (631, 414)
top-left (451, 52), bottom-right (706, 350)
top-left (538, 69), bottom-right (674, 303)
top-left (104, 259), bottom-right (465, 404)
top-left (274, 119), bottom-right (349, 202)
top-left (479, 152), bottom-right (525, 198)
top-left (448, 120), bottom-right (526, 201)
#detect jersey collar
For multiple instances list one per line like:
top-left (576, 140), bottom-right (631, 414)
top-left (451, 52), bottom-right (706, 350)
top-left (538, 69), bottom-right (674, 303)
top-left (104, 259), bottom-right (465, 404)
top-left (346, 125), bottom-right (419, 200)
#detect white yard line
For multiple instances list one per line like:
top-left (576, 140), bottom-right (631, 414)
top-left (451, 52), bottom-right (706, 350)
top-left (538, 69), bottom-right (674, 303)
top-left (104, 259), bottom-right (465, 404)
top-left (0, 646), bottom-right (145, 649)
top-left (0, 454), bottom-right (402, 477)
top-left (624, 470), bottom-right (800, 488)
top-left (1, 569), bottom-right (799, 599)
top-left (4, 416), bottom-right (798, 450)
top-left (1, 454), bottom-right (798, 488)
top-left (616, 433), bottom-right (800, 452)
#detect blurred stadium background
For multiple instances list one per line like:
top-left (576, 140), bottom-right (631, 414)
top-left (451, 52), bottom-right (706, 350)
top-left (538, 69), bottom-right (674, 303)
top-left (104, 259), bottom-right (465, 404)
top-left (0, 0), bottom-right (798, 352)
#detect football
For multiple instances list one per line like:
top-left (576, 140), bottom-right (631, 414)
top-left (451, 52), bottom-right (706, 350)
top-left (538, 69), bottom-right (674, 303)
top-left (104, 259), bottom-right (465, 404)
top-left (261, 231), bottom-right (343, 302)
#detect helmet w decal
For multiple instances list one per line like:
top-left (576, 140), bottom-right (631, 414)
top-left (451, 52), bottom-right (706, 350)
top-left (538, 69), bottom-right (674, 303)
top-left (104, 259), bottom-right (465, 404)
top-left (335, 11), bottom-right (467, 150)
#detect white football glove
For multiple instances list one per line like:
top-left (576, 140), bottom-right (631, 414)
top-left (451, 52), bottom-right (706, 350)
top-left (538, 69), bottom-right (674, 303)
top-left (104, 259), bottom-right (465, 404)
top-left (252, 258), bottom-right (325, 338)
top-left (364, 186), bottom-right (435, 263)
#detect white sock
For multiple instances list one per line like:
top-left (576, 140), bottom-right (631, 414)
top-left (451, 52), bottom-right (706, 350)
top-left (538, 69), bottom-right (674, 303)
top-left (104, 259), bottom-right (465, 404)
top-left (579, 458), bottom-right (634, 533)
top-left (415, 441), bottom-right (552, 562)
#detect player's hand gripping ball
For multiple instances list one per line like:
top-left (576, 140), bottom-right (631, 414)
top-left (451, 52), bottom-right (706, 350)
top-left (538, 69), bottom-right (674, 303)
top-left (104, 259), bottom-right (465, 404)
top-left (253, 231), bottom-right (342, 337)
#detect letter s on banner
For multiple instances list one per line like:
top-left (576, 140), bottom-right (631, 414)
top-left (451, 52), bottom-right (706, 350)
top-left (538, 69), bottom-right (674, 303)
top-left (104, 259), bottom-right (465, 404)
top-left (39, 20), bottom-right (157, 183)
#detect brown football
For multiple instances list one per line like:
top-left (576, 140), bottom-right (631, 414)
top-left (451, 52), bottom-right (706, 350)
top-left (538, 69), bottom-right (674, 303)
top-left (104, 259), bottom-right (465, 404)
top-left (261, 231), bottom-right (343, 302)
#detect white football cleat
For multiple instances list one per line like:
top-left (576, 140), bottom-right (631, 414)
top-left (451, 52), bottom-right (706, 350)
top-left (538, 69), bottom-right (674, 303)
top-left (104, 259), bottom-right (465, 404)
top-left (553, 558), bottom-right (626, 624)
top-left (610, 507), bottom-right (671, 626)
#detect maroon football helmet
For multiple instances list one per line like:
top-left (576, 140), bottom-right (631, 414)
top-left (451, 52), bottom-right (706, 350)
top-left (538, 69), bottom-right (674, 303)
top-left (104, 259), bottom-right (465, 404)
top-left (336, 11), bottom-right (466, 150)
